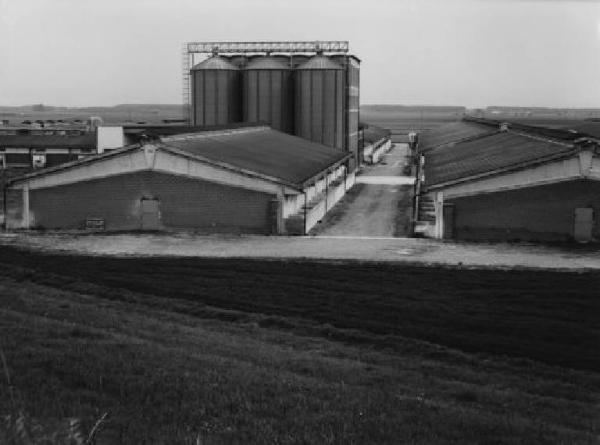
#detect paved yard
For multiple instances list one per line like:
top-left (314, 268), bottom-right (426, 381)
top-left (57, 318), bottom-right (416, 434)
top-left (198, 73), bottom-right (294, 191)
top-left (3, 233), bottom-right (600, 270)
top-left (312, 144), bottom-right (415, 236)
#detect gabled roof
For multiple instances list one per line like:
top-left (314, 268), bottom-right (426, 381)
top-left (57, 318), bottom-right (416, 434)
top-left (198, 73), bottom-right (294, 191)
top-left (161, 126), bottom-right (350, 185)
top-left (424, 130), bottom-right (577, 188)
top-left (9, 126), bottom-right (350, 190)
top-left (418, 121), bottom-right (497, 152)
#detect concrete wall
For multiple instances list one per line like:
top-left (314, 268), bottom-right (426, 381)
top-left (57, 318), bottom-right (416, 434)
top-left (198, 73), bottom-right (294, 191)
top-left (362, 138), bottom-right (392, 164)
top-left (448, 179), bottom-right (600, 241)
top-left (283, 167), bottom-right (356, 235)
top-left (282, 164), bottom-right (347, 219)
top-left (10, 171), bottom-right (275, 234)
top-left (96, 126), bottom-right (124, 153)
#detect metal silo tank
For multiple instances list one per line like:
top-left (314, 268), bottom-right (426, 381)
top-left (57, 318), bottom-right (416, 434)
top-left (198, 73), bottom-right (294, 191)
top-left (332, 55), bottom-right (361, 161)
top-left (290, 54), bottom-right (309, 68)
top-left (191, 56), bottom-right (242, 126)
top-left (224, 55), bottom-right (248, 69)
top-left (243, 56), bottom-right (294, 133)
top-left (294, 55), bottom-right (344, 150)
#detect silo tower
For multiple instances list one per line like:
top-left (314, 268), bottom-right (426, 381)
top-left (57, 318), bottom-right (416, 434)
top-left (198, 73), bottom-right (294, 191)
top-left (243, 56), bottom-right (294, 133)
top-left (294, 55), bottom-right (345, 150)
top-left (191, 55), bottom-right (242, 126)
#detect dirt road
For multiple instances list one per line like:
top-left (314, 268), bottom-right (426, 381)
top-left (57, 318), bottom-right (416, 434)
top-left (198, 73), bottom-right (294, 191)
top-left (313, 144), bottom-right (415, 236)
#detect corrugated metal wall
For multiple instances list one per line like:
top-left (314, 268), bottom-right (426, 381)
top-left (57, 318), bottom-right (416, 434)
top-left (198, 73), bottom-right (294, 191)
top-left (294, 66), bottom-right (344, 150)
top-left (243, 57), bottom-right (294, 133)
top-left (192, 65), bottom-right (242, 126)
top-left (27, 171), bottom-right (274, 233)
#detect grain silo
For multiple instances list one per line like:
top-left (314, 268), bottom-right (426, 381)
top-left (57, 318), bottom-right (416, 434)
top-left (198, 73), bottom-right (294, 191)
top-left (243, 56), bottom-right (294, 133)
top-left (290, 54), bottom-right (310, 68)
top-left (226, 55), bottom-right (248, 69)
top-left (332, 55), bottom-right (361, 162)
top-left (294, 55), bottom-right (344, 150)
top-left (191, 56), bottom-right (242, 126)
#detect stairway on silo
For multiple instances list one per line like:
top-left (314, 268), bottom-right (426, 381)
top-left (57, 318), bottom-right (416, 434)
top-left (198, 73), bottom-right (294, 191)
top-left (413, 194), bottom-right (436, 237)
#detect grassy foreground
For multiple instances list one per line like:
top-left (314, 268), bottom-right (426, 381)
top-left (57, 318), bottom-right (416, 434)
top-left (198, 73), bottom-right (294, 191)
top-left (0, 246), bottom-right (598, 444)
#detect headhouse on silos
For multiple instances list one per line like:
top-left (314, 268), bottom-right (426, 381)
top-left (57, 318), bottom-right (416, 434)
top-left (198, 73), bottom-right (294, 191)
top-left (186, 41), bottom-right (360, 167)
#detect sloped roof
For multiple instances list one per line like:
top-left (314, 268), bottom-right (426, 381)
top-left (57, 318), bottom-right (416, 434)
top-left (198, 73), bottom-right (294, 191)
top-left (418, 121), bottom-right (497, 152)
top-left (362, 125), bottom-right (390, 144)
top-left (245, 56), bottom-right (290, 70)
top-left (0, 134), bottom-right (95, 149)
top-left (296, 56), bottom-right (343, 70)
top-left (161, 126), bottom-right (349, 185)
top-left (562, 121), bottom-right (600, 139)
top-left (191, 56), bottom-right (239, 71)
top-left (424, 130), bottom-right (576, 188)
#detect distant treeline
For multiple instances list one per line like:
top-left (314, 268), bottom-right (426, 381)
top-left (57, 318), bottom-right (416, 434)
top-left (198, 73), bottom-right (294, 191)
top-left (0, 104), bottom-right (183, 113)
top-left (362, 105), bottom-right (466, 113)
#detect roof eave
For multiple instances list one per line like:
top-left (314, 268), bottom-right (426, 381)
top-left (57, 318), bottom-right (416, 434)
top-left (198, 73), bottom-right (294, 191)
top-left (423, 149), bottom-right (580, 192)
top-left (300, 152), bottom-right (352, 188)
top-left (6, 145), bottom-right (139, 186)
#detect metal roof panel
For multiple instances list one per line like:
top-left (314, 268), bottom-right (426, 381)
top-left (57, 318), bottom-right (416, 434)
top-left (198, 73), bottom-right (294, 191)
top-left (161, 127), bottom-right (349, 185)
top-left (424, 131), bottom-right (576, 187)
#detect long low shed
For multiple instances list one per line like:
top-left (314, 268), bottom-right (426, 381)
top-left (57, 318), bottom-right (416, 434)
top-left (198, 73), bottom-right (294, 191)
top-left (417, 125), bottom-right (600, 242)
top-left (5, 126), bottom-right (354, 235)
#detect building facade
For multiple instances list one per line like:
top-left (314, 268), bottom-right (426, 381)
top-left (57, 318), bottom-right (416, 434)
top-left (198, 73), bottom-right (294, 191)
top-left (5, 126), bottom-right (355, 235)
top-left (414, 120), bottom-right (600, 242)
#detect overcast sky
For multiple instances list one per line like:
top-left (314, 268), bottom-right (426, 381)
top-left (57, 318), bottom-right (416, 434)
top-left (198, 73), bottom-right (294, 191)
top-left (1, 0), bottom-right (599, 108)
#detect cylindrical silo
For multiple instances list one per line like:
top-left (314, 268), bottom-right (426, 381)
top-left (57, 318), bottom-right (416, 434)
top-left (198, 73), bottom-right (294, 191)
top-left (191, 56), bottom-right (242, 126)
top-left (243, 56), bottom-right (294, 133)
top-left (294, 55), bottom-right (345, 150)
top-left (290, 54), bottom-right (310, 68)
top-left (225, 55), bottom-right (248, 69)
top-left (332, 55), bottom-right (361, 161)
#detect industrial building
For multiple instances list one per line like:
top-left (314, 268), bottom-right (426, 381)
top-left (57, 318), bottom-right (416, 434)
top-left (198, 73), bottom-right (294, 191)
top-left (413, 119), bottom-right (600, 242)
top-left (5, 125), bottom-right (355, 235)
top-left (360, 124), bottom-right (392, 164)
top-left (184, 41), bottom-right (360, 166)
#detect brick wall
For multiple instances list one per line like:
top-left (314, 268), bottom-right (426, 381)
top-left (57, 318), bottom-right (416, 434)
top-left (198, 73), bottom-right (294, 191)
top-left (449, 179), bottom-right (600, 241)
top-left (23, 171), bottom-right (274, 233)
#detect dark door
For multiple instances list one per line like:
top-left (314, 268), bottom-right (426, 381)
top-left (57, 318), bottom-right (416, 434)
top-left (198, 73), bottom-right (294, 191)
top-left (574, 207), bottom-right (593, 242)
top-left (443, 203), bottom-right (455, 239)
top-left (141, 198), bottom-right (160, 230)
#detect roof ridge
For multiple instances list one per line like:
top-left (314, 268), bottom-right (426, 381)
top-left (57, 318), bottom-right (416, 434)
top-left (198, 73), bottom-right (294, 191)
top-left (423, 129), bottom-right (500, 153)
top-left (161, 126), bottom-right (269, 142)
top-left (507, 129), bottom-right (573, 147)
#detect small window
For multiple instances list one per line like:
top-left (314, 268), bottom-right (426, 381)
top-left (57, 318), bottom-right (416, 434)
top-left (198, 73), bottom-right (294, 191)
top-left (32, 153), bottom-right (46, 168)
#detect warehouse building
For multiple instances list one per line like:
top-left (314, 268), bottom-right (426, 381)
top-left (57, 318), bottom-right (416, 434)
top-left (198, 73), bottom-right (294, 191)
top-left (0, 130), bottom-right (95, 169)
top-left (5, 125), bottom-right (355, 235)
top-left (414, 121), bottom-right (600, 242)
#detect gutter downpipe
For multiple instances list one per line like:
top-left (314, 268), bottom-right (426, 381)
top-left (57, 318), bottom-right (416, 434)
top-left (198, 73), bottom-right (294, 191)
top-left (325, 171), bottom-right (329, 213)
top-left (2, 180), bottom-right (6, 231)
top-left (411, 147), bottom-right (421, 235)
top-left (303, 191), bottom-right (307, 235)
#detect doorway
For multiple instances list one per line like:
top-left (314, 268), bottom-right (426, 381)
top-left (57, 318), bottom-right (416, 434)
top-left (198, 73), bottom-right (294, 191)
top-left (141, 198), bottom-right (160, 230)
top-left (574, 207), bottom-right (593, 242)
